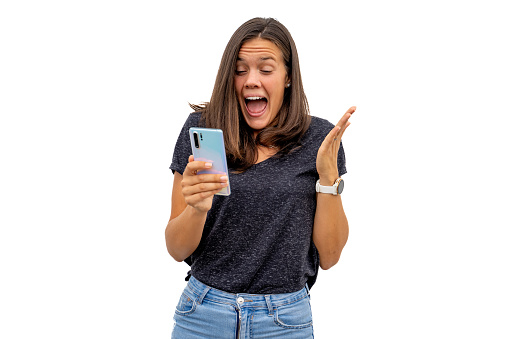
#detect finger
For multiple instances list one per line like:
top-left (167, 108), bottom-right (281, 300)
top-left (334, 107), bottom-right (355, 139)
top-left (186, 154), bottom-right (197, 175)
top-left (335, 106), bottom-right (356, 127)
top-left (335, 113), bottom-right (352, 130)
top-left (337, 121), bottom-right (352, 140)
top-left (184, 172), bottom-right (228, 186)
top-left (182, 180), bottom-right (228, 196)
top-left (183, 159), bottom-right (213, 176)
top-left (321, 125), bottom-right (341, 149)
top-left (345, 106), bottom-right (356, 114)
top-left (185, 188), bottom-right (224, 206)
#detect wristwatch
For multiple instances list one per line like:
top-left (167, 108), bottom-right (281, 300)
top-left (316, 178), bottom-right (344, 195)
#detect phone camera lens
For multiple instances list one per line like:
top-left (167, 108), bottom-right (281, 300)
top-left (193, 132), bottom-right (200, 148)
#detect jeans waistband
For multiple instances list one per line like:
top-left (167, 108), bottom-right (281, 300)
top-left (185, 276), bottom-right (309, 312)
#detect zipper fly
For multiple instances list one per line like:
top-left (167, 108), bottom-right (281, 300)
top-left (236, 307), bottom-right (241, 339)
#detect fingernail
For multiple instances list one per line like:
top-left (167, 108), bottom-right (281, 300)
top-left (220, 176), bottom-right (228, 182)
top-left (205, 162), bottom-right (212, 168)
top-left (221, 182), bottom-right (228, 187)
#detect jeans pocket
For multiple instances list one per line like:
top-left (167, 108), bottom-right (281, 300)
top-left (175, 291), bottom-right (197, 316)
top-left (274, 296), bottom-right (313, 329)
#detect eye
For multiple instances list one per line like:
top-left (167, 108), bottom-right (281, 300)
top-left (235, 70), bottom-right (247, 75)
top-left (260, 70), bottom-right (272, 74)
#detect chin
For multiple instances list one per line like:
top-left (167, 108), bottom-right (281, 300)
top-left (244, 116), bottom-right (270, 133)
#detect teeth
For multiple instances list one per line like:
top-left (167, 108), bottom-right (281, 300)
top-left (246, 97), bottom-right (264, 100)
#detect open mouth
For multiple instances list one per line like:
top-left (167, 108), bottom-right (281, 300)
top-left (245, 96), bottom-right (268, 117)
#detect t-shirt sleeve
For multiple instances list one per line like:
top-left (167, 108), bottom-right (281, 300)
top-left (169, 113), bottom-right (201, 175)
top-left (338, 141), bottom-right (347, 177)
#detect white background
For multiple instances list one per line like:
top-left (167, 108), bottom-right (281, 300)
top-left (1, 0), bottom-right (508, 338)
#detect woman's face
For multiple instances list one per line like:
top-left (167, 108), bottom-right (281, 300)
top-left (234, 38), bottom-right (289, 136)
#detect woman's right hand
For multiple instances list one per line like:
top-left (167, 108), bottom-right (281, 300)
top-left (181, 155), bottom-right (228, 213)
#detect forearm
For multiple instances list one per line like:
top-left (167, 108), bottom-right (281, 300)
top-left (313, 191), bottom-right (349, 270)
top-left (165, 206), bottom-right (208, 262)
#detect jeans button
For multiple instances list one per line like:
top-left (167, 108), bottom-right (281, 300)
top-left (237, 297), bottom-right (244, 304)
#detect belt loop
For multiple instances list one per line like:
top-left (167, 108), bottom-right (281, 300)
top-left (196, 285), bottom-right (211, 305)
top-left (305, 284), bottom-right (311, 299)
top-left (264, 295), bottom-right (273, 316)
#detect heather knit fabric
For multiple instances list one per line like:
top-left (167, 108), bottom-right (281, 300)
top-left (170, 112), bottom-right (346, 294)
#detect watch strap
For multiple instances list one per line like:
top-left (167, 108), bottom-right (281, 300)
top-left (316, 178), bottom-right (343, 195)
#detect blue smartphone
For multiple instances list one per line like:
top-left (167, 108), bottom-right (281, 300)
top-left (189, 127), bottom-right (230, 196)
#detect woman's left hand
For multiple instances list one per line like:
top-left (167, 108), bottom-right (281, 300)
top-left (316, 106), bottom-right (356, 185)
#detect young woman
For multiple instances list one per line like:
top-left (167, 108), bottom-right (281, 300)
top-left (166, 17), bottom-right (355, 338)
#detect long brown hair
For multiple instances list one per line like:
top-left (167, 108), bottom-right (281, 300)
top-left (192, 17), bottom-right (310, 172)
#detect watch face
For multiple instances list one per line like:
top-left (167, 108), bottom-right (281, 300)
top-left (337, 180), bottom-right (345, 194)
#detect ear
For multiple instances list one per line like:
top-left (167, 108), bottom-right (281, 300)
top-left (285, 75), bottom-right (291, 88)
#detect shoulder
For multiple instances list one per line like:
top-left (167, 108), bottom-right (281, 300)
top-left (174, 112), bottom-right (204, 142)
top-left (182, 112), bottom-right (203, 128)
top-left (310, 115), bottom-right (335, 130)
top-left (170, 112), bottom-right (203, 175)
top-left (302, 116), bottom-right (335, 140)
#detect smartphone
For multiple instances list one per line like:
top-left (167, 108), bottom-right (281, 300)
top-left (189, 127), bottom-right (230, 196)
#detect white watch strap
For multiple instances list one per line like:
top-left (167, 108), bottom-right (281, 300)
top-left (315, 178), bottom-right (340, 195)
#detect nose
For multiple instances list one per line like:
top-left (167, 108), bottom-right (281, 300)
top-left (244, 70), bottom-right (260, 88)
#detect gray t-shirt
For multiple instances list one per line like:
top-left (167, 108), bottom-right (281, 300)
top-left (170, 112), bottom-right (346, 294)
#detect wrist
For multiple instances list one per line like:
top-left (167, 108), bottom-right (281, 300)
top-left (318, 174), bottom-right (339, 186)
top-left (187, 204), bottom-right (209, 218)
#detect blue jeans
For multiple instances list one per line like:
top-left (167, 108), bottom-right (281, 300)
top-left (172, 276), bottom-right (314, 338)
